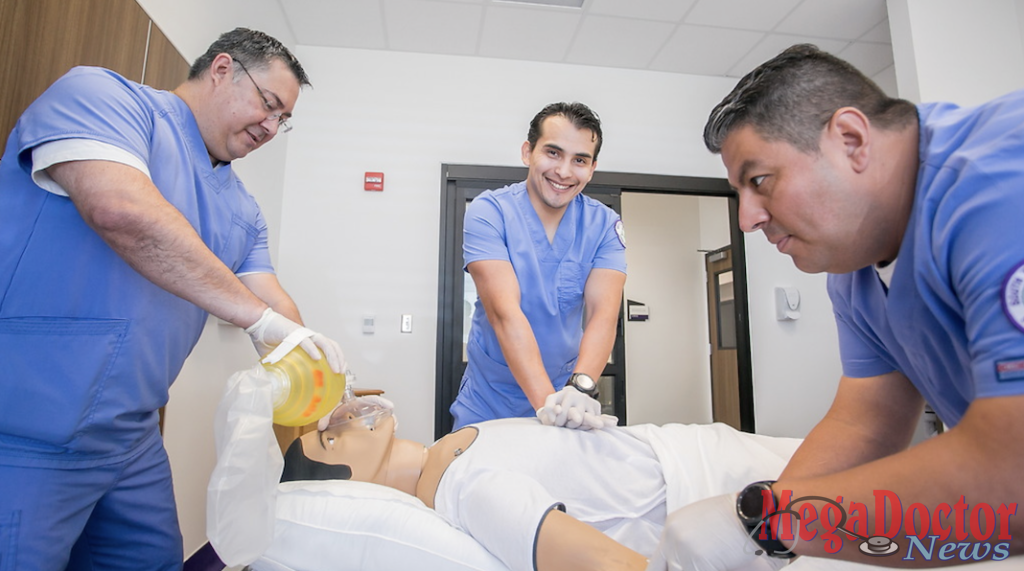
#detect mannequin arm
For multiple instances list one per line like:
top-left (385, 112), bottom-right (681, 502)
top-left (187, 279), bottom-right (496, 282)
top-left (536, 510), bottom-right (647, 571)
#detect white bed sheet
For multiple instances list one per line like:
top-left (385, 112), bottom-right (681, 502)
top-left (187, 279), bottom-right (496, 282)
top-left (250, 480), bottom-right (507, 571)
top-left (248, 458), bottom-right (1019, 571)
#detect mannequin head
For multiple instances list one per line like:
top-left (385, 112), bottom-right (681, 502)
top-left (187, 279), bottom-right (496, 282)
top-left (285, 398), bottom-right (427, 495)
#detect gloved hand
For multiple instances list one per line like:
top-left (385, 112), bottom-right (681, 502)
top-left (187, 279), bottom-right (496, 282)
top-left (645, 494), bottom-right (792, 571)
top-left (245, 308), bottom-right (346, 374)
top-left (536, 386), bottom-right (618, 430)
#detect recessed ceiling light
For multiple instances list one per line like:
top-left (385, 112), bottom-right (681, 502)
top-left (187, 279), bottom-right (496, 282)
top-left (495, 0), bottom-right (585, 8)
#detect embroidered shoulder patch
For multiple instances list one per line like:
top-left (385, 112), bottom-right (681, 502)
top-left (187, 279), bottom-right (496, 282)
top-left (615, 220), bottom-right (626, 248)
top-left (995, 358), bottom-right (1024, 382)
top-left (1000, 261), bottom-right (1024, 333)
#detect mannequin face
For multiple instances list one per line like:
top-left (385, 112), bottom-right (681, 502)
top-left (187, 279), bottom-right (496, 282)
top-left (298, 413), bottom-right (426, 495)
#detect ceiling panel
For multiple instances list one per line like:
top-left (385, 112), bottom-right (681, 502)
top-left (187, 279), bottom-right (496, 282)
top-left (872, 63), bottom-right (898, 95)
top-left (280, 0), bottom-right (387, 49)
top-left (279, 0), bottom-right (895, 84)
top-left (587, 0), bottom-right (696, 22)
top-left (861, 18), bottom-right (893, 43)
top-left (566, 14), bottom-right (675, 68)
top-left (684, 0), bottom-right (803, 32)
top-left (837, 40), bottom-right (895, 77)
top-left (775, 0), bottom-right (887, 40)
top-left (479, 5), bottom-right (581, 61)
top-left (728, 34), bottom-right (852, 77)
top-left (651, 25), bottom-right (764, 76)
top-left (383, 0), bottom-right (484, 55)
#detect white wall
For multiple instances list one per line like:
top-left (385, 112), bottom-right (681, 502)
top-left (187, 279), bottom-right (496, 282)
top-left (621, 193), bottom-right (716, 426)
top-left (699, 196), bottom-right (732, 251)
top-left (889, 0), bottom-right (1024, 104)
top-left (275, 46), bottom-right (846, 445)
top-left (1019, 0), bottom-right (1024, 43)
top-left (276, 47), bottom-right (733, 446)
top-left (745, 240), bottom-right (842, 435)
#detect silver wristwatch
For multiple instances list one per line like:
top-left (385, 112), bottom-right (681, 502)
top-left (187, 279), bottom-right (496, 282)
top-left (567, 372), bottom-right (599, 399)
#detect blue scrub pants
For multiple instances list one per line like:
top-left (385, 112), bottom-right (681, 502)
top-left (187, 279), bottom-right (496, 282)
top-left (0, 433), bottom-right (183, 571)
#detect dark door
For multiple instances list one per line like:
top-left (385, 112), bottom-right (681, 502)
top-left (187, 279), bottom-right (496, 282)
top-left (436, 165), bottom-right (752, 438)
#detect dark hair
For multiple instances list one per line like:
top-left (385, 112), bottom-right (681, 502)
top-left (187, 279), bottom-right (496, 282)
top-left (703, 44), bottom-right (915, 154)
top-left (527, 102), bottom-right (604, 159)
top-left (188, 27), bottom-right (311, 87)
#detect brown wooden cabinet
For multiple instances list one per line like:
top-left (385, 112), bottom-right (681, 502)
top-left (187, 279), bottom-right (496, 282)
top-left (144, 23), bottom-right (191, 91)
top-left (0, 0), bottom-right (189, 144)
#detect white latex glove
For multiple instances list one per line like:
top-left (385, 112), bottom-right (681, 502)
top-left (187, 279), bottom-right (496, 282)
top-left (646, 494), bottom-right (791, 571)
top-left (536, 386), bottom-right (618, 430)
top-left (244, 308), bottom-right (346, 373)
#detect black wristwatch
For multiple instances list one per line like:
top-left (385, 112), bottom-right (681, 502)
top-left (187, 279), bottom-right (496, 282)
top-left (736, 480), bottom-right (796, 559)
top-left (567, 372), bottom-right (599, 399)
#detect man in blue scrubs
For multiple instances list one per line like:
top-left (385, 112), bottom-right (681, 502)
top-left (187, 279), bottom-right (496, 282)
top-left (451, 102), bottom-right (627, 430)
top-left (0, 28), bottom-right (344, 570)
top-left (646, 44), bottom-right (1024, 569)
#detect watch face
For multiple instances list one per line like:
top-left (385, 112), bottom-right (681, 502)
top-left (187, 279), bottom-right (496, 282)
top-left (572, 373), bottom-right (596, 392)
top-left (737, 483), bottom-right (769, 524)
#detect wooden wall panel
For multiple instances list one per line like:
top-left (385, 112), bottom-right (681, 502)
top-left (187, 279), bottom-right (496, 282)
top-left (0, 0), bottom-right (15, 146)
top-left (144, 23), bottom-right (190, 92)
top-left (0, 0), bottom-right (187, 148)
top-left (74, 0), bottom-right (150, 78)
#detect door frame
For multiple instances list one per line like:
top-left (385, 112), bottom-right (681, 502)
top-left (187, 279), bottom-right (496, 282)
top-left (705, 246), bottom-right (748, 431)
top-left (435, 164), bottom-right (755, 437)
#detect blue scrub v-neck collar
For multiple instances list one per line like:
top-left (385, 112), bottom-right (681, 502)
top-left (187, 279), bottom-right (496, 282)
top-left (516, 186), bottom-right (576, 260)
top-left (166, 92), bottom-right (234, 192)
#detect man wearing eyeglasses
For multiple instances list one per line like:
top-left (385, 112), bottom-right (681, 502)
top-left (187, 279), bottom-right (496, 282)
top-left (0, 28), bottom-right (343, 570)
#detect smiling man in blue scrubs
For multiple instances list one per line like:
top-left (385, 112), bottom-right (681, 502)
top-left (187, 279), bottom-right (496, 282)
top-left (0, 28), bottom-right (345, 570)
top-left (451, 102), bottom-right (627, 430)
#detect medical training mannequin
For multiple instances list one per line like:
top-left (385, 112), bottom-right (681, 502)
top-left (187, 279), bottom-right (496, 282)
top-left (283, 396), bottom-right (796, 571)
top-left (289, 401), bottom-right (647, 571)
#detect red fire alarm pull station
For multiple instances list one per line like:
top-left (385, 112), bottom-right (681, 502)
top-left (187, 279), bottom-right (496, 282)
top-left (364, 172), bottom-right (384, 191)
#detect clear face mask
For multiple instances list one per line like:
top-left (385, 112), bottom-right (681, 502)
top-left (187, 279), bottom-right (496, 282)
top-left (319, 396), bottom-right (393, 433)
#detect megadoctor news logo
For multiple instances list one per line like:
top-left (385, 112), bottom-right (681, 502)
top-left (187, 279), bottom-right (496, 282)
top-left (746, 490), bottom-right (1016, 563)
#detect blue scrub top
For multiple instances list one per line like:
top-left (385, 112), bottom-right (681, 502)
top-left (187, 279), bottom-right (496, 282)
top-left (0, 67), bottom-right (273, 464)
top-left (829, 89), bottom-right (1024, 427)
top-left (453, 182), bottom-right (626, 425)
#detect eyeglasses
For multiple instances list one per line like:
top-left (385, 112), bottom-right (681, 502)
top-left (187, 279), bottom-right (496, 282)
top-left (235, 59), bottom-right (293, 133)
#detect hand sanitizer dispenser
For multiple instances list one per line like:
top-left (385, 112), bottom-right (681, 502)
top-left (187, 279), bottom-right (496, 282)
top-left (775, 287), bottom-right (801, 321)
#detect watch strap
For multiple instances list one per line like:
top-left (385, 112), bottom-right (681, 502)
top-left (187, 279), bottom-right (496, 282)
top-left (568, 373), bottom-right (598, 398)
